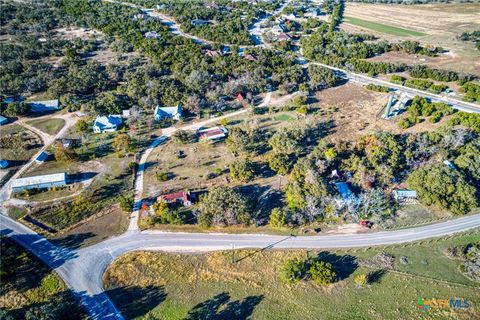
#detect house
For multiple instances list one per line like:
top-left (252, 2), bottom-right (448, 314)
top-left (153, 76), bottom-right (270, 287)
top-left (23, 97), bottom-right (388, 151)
top-left (236, 93), bottom-right (245, 102)
top-left (28, 99), bottom-right (59, 113)
top-left (93, 115), bottom-right (123, 133)
top-left (221, 45), bottom-right (231, 55)
top-left (393, 189), bottom-right (417, 203)
top-left (154, 105), bottom-right (182, 121)
top-left (57, 138), bottom-right (76, 149)
top-left (244, 54), bottom-right (257, 61)
top-left (0, 115), bottom-right (8, 125)
top-left (145, 31), bottom-right (161, 39)
top-left (0, 159), bottom-right (8, 169)
top-left (276, 33), bottom-right (291, 41)
top-left (35, 151), bottom-right (48, 164)
top-left (11, 172), bottom-right (68, 193)
top-left (122, 109), bottom-right (131, 118)
top-left (205, 49), bottom-right (220, 57)
top-left (157, 191), bottom-right (192, 206)
top-left (191, 19), bottom-right (210, 26)
top-left (198, 126), bottom-right (228, 141)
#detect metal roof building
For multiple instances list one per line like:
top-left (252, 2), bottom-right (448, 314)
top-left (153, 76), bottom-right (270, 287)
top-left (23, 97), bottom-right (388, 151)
top-left (11, 173), bottom-right (68, 192)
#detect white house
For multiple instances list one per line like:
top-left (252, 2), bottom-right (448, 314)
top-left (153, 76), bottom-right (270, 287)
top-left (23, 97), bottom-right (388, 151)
top-left (93, 115), bottom-right (123, 133)
top-left (154, 106), bottom-right (182, 121)
top-left (393, 189), bottom-right (417, 204)
top-left (145, 31), bottom-right (161, 39)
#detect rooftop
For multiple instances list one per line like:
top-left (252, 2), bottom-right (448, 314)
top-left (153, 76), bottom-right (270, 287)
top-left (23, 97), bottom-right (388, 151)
top-left (12, 172), bottom-right (67, 188)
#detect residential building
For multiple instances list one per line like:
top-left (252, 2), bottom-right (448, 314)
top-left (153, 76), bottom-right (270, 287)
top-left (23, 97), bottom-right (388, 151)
top-left (157, 191), bottom-right (193, 206)
top-left (154, 105), bottom-right (182, 121)
top-left (244, 54), bottom-right (257, 61)
top-left (0, 159), bottom-right (8, 169)
top-left (393, 189), bottom-right (417, 203)
top-left (205, 49), bottom-right (220, 57)
top-left (198, 126), bottom-right (228, 141)
top-left (145, 31), bottom-right (161, 39)
top-left (35, 151), bottom-right (48, 164)
top-left (191, 19), bottom-right (210, 26)
top-left (93, 115), bottom-right (123, 133)
top-left (28, 99), bottom-right (59, 113)
top-left (11, 172), bottom-right (68, 193)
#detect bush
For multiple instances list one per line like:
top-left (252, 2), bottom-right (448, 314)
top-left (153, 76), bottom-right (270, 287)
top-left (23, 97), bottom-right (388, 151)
top-left (269, 207), bottom-right (288, 228)
top-left (280, 258), bottom-right (307, 284)
top-left (119, 195), bottom-right (134, 212)
top-left (229, 158), bottom-right (255, 182)
top-left (172, 130), bottom-right (197, 144)
top-left (365, 84), bottom-right (389, 93)
top-left (156, 171), bottom-right (170, 181)
top-left (354, 274), bottom-right (367, 287)
top-left (390, 75), bottom-right (405, 85)
top-left (309, 260), bottom-right (337, 286)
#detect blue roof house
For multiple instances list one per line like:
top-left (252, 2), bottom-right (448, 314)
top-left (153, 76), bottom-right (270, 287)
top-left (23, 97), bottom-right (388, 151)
top-left (93, 115), bottom-right (123, 133)
top-left (0, 159), bottom-right (8, 169)
top-left (154, 106), bottom-right (182, 121)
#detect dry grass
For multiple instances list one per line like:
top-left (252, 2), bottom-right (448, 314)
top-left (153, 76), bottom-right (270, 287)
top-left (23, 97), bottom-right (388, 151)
top-left (343, 3), bottom-right (480, 75)
top-left (103, 232), bottom-right (480, 319)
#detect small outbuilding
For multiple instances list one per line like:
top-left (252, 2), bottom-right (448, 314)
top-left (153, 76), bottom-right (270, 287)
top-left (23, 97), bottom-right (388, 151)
top-left (0, 159), bottom-right (9, 169)
top-left (393, 189), bottom-right (417, 203)
top-left (11, 172), bottom-right (68, 193)
top-left (198, 126), bottom-right (228, 141)
top-left (35, 151), bottom-right (48, 164)
top-left (0, 115), bottom-right (8, 125)
top-left (93, 115), bottom-right (123, 133)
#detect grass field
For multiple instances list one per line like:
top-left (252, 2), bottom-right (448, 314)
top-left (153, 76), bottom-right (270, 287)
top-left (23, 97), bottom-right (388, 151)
top-left (0, 237), bottom-right (87, 319)
top-left (343, 16), bottom-right (426, 36)
top-left (26, 118), bottom-right (65, 135)
top-left (104, 231), bottom-right (480, 320)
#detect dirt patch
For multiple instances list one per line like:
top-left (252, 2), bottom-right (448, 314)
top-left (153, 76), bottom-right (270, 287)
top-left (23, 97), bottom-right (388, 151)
top-left (54, 27), bottom-right (103, 40)
top-left (343, 3), bottom-right (480, 76)
top-left (315, 83), bottom-right (454, 142)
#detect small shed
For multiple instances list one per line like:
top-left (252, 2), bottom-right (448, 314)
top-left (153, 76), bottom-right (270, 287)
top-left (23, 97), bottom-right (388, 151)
top-left (0, 115), bottom-right (8, 125)
top-left (0, 159), bottom-right (9, 169)
top-left (393, 189), bottom-right (417, 203)
top-left (35, 151), bottom-right (48, 164)
top-left (198, 127), bottom-right (228, 141)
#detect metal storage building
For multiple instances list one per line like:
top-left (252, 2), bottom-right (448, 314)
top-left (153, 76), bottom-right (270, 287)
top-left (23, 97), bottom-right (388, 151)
top-left (11, 173), bottom-right (68, 192)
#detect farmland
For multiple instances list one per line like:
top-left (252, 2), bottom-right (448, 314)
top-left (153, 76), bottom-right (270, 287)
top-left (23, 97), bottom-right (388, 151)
top-left (343, 2), bottom-right (480, 76)
top-left (343, 16), bottom-right (425, 37)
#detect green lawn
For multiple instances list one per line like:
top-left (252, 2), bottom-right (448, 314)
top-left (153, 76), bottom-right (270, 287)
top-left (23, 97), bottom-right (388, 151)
top-left (0, 237), bottom-right (87, 319)
top-left (344, 16), bottom-right (426, 37)
top-left (26, 118), bottom-right (65, 135)
top-left (104, 231), bottom-right (480, 320)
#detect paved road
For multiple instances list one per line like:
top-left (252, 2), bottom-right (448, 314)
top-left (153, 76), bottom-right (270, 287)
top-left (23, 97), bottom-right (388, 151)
top-left (2, 211), bottom-right (480, 319)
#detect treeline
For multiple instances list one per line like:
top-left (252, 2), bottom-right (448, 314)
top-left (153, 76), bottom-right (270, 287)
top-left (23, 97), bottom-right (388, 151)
top-left (398, 96), bottom-right (455, 128)
top-left (458, 30), bottom-right (480, 50)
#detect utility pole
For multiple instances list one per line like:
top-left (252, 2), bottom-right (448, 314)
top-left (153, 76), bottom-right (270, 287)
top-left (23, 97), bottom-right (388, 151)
top-left (231, 243), bottom-right (235, 264)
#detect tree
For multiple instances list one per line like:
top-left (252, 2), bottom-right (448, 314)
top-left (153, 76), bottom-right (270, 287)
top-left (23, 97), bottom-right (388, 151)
top-left (229, 158), bottom-right (255, 182)
top-left (54, 142), bottom-right (78, 163)
top-left (119, 195), bottom-right (134, 212)
top-left (267, 152), bottom-right (292, 175)
top-left (280, 258), bottom-right (306, 284)
top-left (226, 127), bottom-right (255, 156)
top-left (153, 201), bottom-right (185, 224)
top-left (269, 207), bottom-right (288, 228)
top-left (407, 164), bottom-right (477, 215)
top-left (197, 187), bottom-right (251, 227)
top-left (1, 101), bottom-right (30, 117)
top-left (309, 260), bottom-right (336, 286)
top-left (112, 133), bottom-right (131, 157)
top-left (324, 148), bottom-right (337, 162)
top-left (76, 119), bottom-right (89, 133)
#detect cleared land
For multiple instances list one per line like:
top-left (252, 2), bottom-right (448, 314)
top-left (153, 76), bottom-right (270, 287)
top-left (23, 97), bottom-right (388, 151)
top-left (103, 231), bottom-right (480, 320)
top-left (343, 3), bottom-right (480, 76)
top-left (343, 16), bottom-right (425, 37)
top-left (26, 118), bottom-right (65, 135)
top-left (0, 237), bottom-right (87, 319)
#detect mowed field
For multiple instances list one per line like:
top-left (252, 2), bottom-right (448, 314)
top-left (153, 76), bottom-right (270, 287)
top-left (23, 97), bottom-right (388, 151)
top-left (343, 3), bottom-right (480, 76)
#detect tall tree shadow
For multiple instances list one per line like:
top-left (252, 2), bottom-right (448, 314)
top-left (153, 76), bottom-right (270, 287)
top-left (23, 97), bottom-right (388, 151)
top-left (367, 269), bottom-right (387, 284)
top-left (316, 252), bottom-right (358, 281)
top-left (105, 285), bottom-right (166, 319)
top-left (185, 292), bottom-right (264, 320)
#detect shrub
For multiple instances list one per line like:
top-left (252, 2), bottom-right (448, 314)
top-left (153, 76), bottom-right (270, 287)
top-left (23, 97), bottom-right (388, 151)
top-left (309, 260), bottom-right (337, 286)
top-left (155, 171), bottom-right (170, 181)
top-left (280, 258), bottom-right (307, 284)
top-left (119, 195), bottom-right (134, 212)
top-left (269, 207), bottom-right (288, 228)
top-left (229, 158), bottom-right (255, 182)
top-left (354, 274), bottom-right (367, 287)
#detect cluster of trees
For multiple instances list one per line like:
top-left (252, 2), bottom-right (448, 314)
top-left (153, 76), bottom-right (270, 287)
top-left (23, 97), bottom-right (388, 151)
top-left (458, 30), bottom-right (480, 50)
top-left (398, 96), bottom-right (454, 128)
top-left (365, 84), bottom-right (389, 93)
top-left (408, 65), bottom-right (474, 85)
top-left (448, 111), bottom-right (480, 133)
top-left (408, 164), bottom-right (477, 215)
top-left (390, 40), bottom-right (443, 57)
top-left (0, 101), bottom-right (30, 117)
top-left (404, 79), bottom-right (448, 94)
top-left (153, 201), bottom-right (189, 224)
top-left (280, 257), bottom-right (337, 286)
top-left (459, 82), bottom-right (480, 103)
